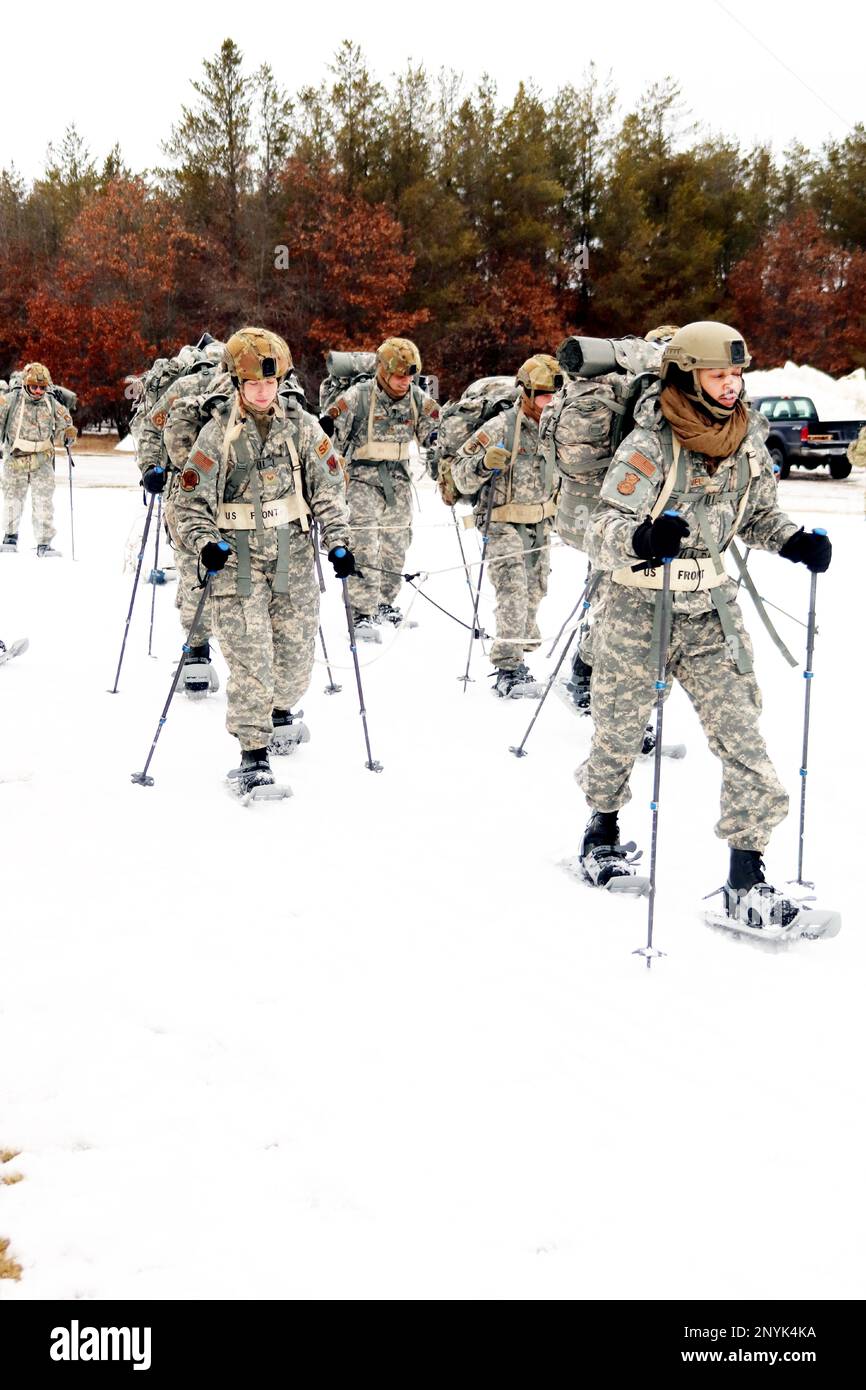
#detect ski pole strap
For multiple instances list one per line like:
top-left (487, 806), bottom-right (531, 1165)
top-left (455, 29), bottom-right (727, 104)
top-left (235, 532), bottom-right (252, 596)
top-left (728, 540), bottom-right (797, 667)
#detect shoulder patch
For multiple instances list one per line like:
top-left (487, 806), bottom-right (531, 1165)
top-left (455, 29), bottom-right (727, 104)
top-left (628, 451), bottom-right (656, 478)
top-left (477, 430), bottom-right (491, 447)
top-left (315, 436), bottom-right (330, 458)
top-left (152, 410), bottom-right (167, 428)
top-left (325, 454), bottom-right (339, 475)
top-left (191, 449), bottom-right (215, 474)
top-left (329, 397), bottom-right (349, 418)
top-left (617, 471), bottom-right (640, 496)
top-left (423, 398), bottom-right (439, 418)
top-left (180, 468), bottom-right (200, 492)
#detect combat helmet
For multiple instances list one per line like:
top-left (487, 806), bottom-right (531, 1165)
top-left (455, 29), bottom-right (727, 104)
top-left (644, 324), bottom-right (680, 345)
top-left (376, 337), bottom-right (421, 377)
top-left (515, 354), bottom-right (564, 398)
top-left (22, 362), bottom-right (52, 390)
top-left (660, 322), bottom-right (751, 378)
top-left (224, 327), bottom-right (292, 384)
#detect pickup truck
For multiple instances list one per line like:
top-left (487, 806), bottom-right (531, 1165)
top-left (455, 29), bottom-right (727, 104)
top-left (750, 394), bottom-right (865, 479)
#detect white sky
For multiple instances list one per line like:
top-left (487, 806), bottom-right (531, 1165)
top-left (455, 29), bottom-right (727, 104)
top-left (4, 0), bottom-right (864, 183)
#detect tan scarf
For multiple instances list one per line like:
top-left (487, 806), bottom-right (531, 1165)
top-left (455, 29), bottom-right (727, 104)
top-left (659, 384), bottom-right (749, 460)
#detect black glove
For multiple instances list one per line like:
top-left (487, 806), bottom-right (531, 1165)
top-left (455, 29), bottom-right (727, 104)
top-left (328, 545), bottom-right (358, 579)
top-left (319, 414), bottom-right (335, 438)
top-left (779, 527), bottom-right (832, 574)
top-left (632, 512), bottom-right (690, 562)
top-left (142, 465), bottom-right (166, 495)
top-left (200, 540), bottom-right (230, 573)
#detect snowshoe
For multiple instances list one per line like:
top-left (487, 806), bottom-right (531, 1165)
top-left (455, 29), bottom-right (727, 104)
top-left (182, 642), bottom-right (219, 698)
top-left (352, 612), bottom-right (382, 644)
top-left (574, 811), bottom-right (649, 895)
top-left (227, 750), bottom-right (292, 803)
top-left (268, 708), bottom-right (310, 756)
top-left (1, 534), bottom-right (18, 553)
top-left (146, 567), bottom-right (168, 585)
top-left (702, 850), bottom-right (841, 942)
top-left (36, 542), bottom-right (61, 557)
top-left (492, 663), bottom-right (544, 699)
top-left (377, 601), bottom-right (404, 627)
top-left (0, 637), bottom-right (29, 666)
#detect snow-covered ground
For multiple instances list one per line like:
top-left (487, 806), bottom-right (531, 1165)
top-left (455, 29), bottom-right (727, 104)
top-left (1, 447), bottom-right (864, 1301)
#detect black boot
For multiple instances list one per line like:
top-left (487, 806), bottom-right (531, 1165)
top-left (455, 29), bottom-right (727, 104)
top-left (1, 533), bottom-right (18, 553)
top-left (566, 651), bottom-right (592, 711)
top-left (579, 811), bottom-right (637, 887)
top-left (182, 641), bottom-right (219, 697)
top-left (493, 663), bottom-right (537, 698)
top-left (723, 849), bottom-right (799, 928)
top-left (235, 747), bottom-right (275, 795)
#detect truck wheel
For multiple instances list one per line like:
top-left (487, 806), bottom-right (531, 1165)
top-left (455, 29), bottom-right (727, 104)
top-left (769, 445), bottom-right (790, 479)
top-left (829, 459), bottom-right (852, 480)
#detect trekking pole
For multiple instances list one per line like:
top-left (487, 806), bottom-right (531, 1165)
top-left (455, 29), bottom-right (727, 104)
top-left (109, 492), bottom-right (155, 693)
top-left (310, 524), bottom-right (341, 694)
top-left (793, 532), bottom-right (826, 887)
top-left (510, 572), bottom-right (595, 759)
top-left (451, 506), bottom-right (477, 612)
top-left (65, 441), bottom-right (76, 561)
top-left (336, 559), bottom-right (382, 772)
top-left (459, 478), bottom-right (497, 690)
top-left (634, 517), bottom-right (680, 969)
top-left (131, 565), bottom-right (219, 787)
top-left (147, 493), bottom-right (163, 657)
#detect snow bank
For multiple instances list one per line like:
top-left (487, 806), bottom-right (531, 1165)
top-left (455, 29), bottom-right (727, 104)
top-left (746, 361), bottom-right (866, 421)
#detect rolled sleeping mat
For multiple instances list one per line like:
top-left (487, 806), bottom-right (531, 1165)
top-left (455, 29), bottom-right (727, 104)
top-left (325, 350), bottom-right (377, 379)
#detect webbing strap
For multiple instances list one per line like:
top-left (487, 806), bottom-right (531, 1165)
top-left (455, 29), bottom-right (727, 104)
top-left (275, 526), bottom-right (291, 594)
top-left (728, 541), bottom-right (798, 667)
top-left (710, 586), bottom-right (752, 674)
top-left (235, 532), bottom-right (252, 597)
top-left (377, 462), bottom-right (396, 506)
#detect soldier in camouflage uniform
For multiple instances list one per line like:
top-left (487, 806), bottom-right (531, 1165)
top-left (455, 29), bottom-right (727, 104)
top-left (452, 354), bottom-right (562, 696)
top-left (137, 349), bottom-right (228, 694)
top-left (574, 322), bottom-right (832, 928)
top-left (0, 363), bottom-right (76, 556)
top-left (171, 327), bottom-right (352, 795)
top-left (327, 337), bottom-right (439, 637)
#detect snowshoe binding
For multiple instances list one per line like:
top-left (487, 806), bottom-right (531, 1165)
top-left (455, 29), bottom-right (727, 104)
top-left (1, 533), bottom-right (18, 553)
top-left (268, 708), bottom-right (311, 756)
top-left (352, 612), bottom-right (382, 644)
top-left (493, 663), bottom-right (543, 699)
top-left (36, 542), bottom-right (61, 557)
top-left (0, 637), bottom-right (29, 666)
top-left (182, 642), bottom-right (219, 698)
top-left (377, 601), bottom-right (403, 627)
top-left (575, 811), bottom-right (649, 895)
top-left (703, 850), bottom-right (841, 942)
top-left (227, 749), bottom-right (292, 803)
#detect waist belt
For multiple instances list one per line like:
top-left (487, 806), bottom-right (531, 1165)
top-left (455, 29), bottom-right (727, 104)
top-left (612, 557), bottom-right (728, 590)
top-left (463, 498), bottom-right (556, 529)
top-left (353, 441), bottom-right (411, 462)
top-left (10, 441), bottom-right (53, 456)
top-left (218, 494), bottom-right (309, 530)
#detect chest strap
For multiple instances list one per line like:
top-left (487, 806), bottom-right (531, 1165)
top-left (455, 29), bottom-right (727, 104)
top-left (352, 384), bottom-right (418, 474)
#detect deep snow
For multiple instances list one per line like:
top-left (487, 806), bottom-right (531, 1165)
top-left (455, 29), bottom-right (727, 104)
top-left (1, 443), bottom-right (864, 1300)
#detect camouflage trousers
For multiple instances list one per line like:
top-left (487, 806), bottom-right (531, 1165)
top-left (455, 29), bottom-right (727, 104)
top-left (211, 546), bottom-right (320, 751)
top-left (346, 472), bottom-right (411, 614)
top-left (164, 497), bottom-right (213, 642)
top-left (3, 453), bottom-right (56, 543)
top-left (576, 586), bottom-right (789, 850)
top-left (487, 519), bottom-right (551, 669)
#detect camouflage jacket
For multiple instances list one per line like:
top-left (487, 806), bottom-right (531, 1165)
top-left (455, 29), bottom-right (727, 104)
top-left (586, 386), bottom-right (800, 614)
top-left (171, 393), bottom-right (349, 574)
top-left (327, 378), bottom-right (439, 476)
top-left (135, 368), bottom-right (229, 474)
top-left (451, 404), bottom-right (554, 513)
top-left (0, 388), bottom-right (72, 457)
